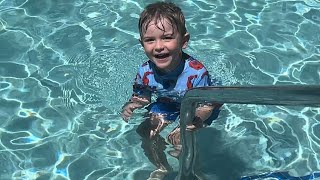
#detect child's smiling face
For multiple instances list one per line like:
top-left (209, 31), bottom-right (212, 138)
top-left (140, 18), bottom-right (189, 73)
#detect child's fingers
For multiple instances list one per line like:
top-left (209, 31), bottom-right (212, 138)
top-left (167, 127), bottom-right (180, 145)
top-left (186, 124), bottom-right (198, 131)
top-left (127, 102), bottom-right (141, 112)
top-left (186, 123), bottom-right (207, 131)
top-left (121, 101), bottom-right (146, 121)
top-left (121, 103), bottom-right (138, 121)
top-left (186, 117), bottom-right (205, 131)
top-left (131, 96), bottom-right (150, 105)
top-left (132, 102), bottom-right (144, 109)
top-left (121, 110), bottom-right (132, 122)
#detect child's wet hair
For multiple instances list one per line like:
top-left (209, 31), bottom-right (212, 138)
top-left (138, 2), bottom-right (187, 37)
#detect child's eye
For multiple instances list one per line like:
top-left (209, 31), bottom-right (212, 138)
top-left (143, 38), bottom-right (154, 43)
top-left (164, 36), bottom-right (173, 40)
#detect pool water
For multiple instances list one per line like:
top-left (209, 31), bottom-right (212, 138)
top-left (0, 0), bottom-right (319, 179)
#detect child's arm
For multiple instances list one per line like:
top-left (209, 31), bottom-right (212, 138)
top-left (121, 67), bottom-right (152, 121)
top-left (186, 64), bottom-right (223, 130)
top-left (186, 103), bottom-right (222, 131)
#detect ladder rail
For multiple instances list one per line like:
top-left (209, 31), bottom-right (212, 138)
top-left (177, 85), bottom-right (320, 180)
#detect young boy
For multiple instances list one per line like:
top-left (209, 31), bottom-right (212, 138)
top-left (121, 1), bottom-right (222, 178)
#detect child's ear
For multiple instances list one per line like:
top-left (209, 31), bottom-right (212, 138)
top-left (182, 33), bottom-right (190, 49)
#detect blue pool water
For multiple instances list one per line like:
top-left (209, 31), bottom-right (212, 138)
top-left (0, 0), bottom-right (319, 179)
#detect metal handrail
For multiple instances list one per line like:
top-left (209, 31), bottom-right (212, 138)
top-left (177, 85), bottom-right (320, 180)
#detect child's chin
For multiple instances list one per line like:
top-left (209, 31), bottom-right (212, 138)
top-left (154, 61), bottom-right (172, 69)
top-left (155, 57), bottom-right (170, 64)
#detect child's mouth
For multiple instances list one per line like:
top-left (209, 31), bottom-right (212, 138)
top-left (154, 53), bottom-right (170, 60)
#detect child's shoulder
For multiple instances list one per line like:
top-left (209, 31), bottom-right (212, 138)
top-left (138, 60), bottom-right (152, 69)
top-left (140, 60), bottom-right (150, 67)
top-left (185, 56), bottom-right (207, 71)
top-left (137, 60), bottom-right (153, 73)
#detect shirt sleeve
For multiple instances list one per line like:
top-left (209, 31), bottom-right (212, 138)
top-left (193, 69), bottom-right (211, 88)
top-left (132, 66), bottom-right (152, 98)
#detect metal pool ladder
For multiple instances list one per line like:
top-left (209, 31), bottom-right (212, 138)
top-left (177, 85), bottom-right (320, 180)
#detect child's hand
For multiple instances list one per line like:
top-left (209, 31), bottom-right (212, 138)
top-left (186, 103), bottom-right (222, 131)
top-left (186, 116), bottom-right (207, 131)
top-left (149, 114), bottom-right (168, 138)
top-left (195, 104), bottom-right (214, 121)
top-left (121, 102), bottom-right (143, 122)
top-left (130, 96), bottom-right (150, 105)
top-left (121, 95), bottom-right (150, 122)
top-left (167, 126), bottom-right (181, 145)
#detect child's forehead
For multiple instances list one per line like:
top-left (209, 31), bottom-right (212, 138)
top-left (148, 19), bottom-right (173, 28)
top-left (142, 18), bottom-right (177, 33)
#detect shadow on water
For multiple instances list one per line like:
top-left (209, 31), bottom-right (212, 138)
top-left (194, 128), bottom-right (247, 180)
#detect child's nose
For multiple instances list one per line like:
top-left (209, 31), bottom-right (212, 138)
top-left (155, 40), bottom-right (164, 52)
